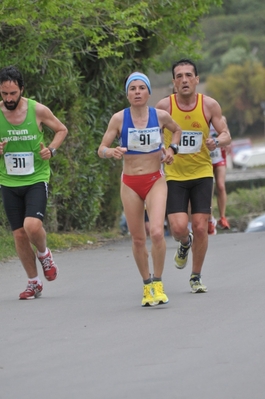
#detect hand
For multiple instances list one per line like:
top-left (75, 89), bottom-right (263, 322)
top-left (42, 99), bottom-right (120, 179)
top-left (0, 140), bottom-right (7, 155)
top-left (161, 147), bottom-right (174, 165)
top-left (39, 142), bottom-right (52, 160)
top-left (112, 146), bottom-right (127, 160)
top-left (206, 138), bottom-right (217, 151)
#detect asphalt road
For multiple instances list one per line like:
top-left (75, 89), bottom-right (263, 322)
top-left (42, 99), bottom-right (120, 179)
top-left (1, 231), bottom-right (265, 399)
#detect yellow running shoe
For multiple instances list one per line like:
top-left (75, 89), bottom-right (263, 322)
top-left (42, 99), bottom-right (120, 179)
top-left (189, 274), bottom-right (207, 293)
top-left (141, 283), bottom-right (158, 307)
top-left (174, 232), bottom-right (193, 269)
top-left (152, 281), bottom-right (169, 305)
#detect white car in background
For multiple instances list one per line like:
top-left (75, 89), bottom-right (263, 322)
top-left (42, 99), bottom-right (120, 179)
top-left (245, 213), bottom-right (265, 233)
top-left (233, 147), bottom-right (265, 169)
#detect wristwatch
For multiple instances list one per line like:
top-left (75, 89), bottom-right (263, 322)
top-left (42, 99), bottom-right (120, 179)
top-left (48, 147), bottom-right (57, 157)
top-left (168, 144), bottom-right (179, 155)
top-left (213, 138), bottom-right (219, 148)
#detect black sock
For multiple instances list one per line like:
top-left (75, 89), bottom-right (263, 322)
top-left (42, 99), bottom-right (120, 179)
top-left (143, 278), bottom-right (152, 285)
top-left (190, 273), bottom-right (200, 280)
top-left (182, 235), bottom-right (191, 247)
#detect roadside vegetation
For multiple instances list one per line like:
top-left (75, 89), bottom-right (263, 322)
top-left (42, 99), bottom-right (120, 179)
top-left (212, 186), bottom-right (265, 232)
top-left (0, 0), bottom-right (265, 260)
top-left (152, 0), bottom-right (265, 139)
top-left (0, 0), bottom-right (222, 234)
top-left (0, 186), bottom-right (264, 262)
top-left (0, 226), bottom-right (126, 263)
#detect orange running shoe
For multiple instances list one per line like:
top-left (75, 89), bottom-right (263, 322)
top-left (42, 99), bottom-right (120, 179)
top-left (217, 217), bottom-right (230, 230)
top-left (208, 218), bottom-right (217, 235)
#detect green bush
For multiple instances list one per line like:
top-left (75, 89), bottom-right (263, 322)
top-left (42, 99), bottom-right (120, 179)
top-left (0, 226), bottom-right (15, 260)
top-left (0, 199), bottom-right (9, 229)
top-left (211, 186), bottom-right (265, 231)
top-left (225, 187), bottom-right (265, 218)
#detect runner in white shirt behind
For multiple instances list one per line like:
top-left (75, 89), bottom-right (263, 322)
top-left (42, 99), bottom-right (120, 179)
top-left (208, 117), bottom-right (231, 234)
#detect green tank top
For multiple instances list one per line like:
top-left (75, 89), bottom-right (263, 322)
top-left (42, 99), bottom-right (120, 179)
top-left (0, 99), bottom-right (50, 187)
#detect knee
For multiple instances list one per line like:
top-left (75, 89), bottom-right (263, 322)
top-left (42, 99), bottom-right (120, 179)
top-left (132, 235), bottom-right (146, 249)
top-left (192, 223), bottom-right (207, 238)
top-left (23, 218), bottom-right (42, 237)
top-left (13, 227), bottom-right (27, 241)
top-left (170, 223), bottom-right (188, 241)
top-left (216, 182), bottom-right (226, 193)
top-left (149, 227), bottom-right (164, 244)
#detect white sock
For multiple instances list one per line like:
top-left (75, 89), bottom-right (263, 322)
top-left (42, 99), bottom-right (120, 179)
top-left (28, 276), bottom-right (42, 284)
top-left (37, 248), bottom-right (49, 257)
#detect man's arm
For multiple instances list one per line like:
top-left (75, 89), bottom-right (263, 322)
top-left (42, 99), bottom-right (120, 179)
top-left (205, 98), bottom-right (231, 151)
top-left (36, 103), bottom-right (68, 155)
top-left (156, 108), bottom-right (182, 146)
top-left (155, 96), bottom-right (171, 113)
top-left (156, 108), bottom-right (182, 163)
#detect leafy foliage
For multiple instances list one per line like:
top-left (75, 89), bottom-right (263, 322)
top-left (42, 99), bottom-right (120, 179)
top-left (193, 0), bottom-right (265, 138)
top-left (206, 61), bottom-right (265, 136)
top-left (0, 0), bottom-right (221, 231)
top-left (198, 0), bottom-right (265, 78)
top-left (226, 187), bottom-right (265, 218)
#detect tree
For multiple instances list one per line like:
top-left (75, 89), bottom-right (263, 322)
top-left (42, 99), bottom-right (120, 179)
top-left (206, 61), bottom-right (265, 136)
top-left (198, 0), bottom-right (265, 78)
top-left (0, 0), bottom-right (222, 231)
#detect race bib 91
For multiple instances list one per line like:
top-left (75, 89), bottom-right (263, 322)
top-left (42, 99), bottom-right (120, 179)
top-left (127, 127), bottom-right (161, 152)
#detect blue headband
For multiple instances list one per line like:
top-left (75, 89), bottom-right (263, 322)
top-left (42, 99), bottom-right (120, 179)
top-left (125, 72), bottom-right (152, 94)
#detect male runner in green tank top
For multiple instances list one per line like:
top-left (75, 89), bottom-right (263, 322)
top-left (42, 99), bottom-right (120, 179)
top-left (0, 66), bottom-right (68, 299)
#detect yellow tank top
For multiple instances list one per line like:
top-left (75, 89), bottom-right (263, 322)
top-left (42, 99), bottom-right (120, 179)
top-left (164, 93), bottom-right (213, 181)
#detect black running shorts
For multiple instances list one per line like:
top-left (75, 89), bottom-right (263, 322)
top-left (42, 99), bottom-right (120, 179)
top-left (166, 177), bottom-right (213, 215)
top-left (1, 182), bottom-right (49, 231)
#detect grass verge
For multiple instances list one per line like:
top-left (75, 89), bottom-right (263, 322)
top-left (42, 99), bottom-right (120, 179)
top-left (0, 227), bottom-right (125, 263)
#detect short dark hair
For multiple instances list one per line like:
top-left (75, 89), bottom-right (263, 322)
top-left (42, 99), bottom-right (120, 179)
top-left (0, 66), bottom-right (24, 89)
top-left (171, 58), bottom-right (198, 78)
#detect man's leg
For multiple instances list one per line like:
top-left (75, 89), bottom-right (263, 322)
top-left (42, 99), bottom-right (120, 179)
top-left (13, 227), bottom-right (38, 278)
top-left (168, 212), bottom-right (192, 269)
top-left (215, 165), bottom-right (227, 219)
top-left (190, 213), bottom-right (209, 274)
top-left (24, 216), bottom-right (47, 253)
top-left (23, 216), bottom-right (58, 282)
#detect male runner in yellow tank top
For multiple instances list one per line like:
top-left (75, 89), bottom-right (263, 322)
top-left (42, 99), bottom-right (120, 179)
top-left (156, 59), bottom-right (231, 293)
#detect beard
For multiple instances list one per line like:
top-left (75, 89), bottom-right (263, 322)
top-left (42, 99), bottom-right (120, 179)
top-left (4, 93), bottom-right (22, 110)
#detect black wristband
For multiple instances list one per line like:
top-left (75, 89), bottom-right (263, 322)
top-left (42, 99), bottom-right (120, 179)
top-left (169, 144), bottom-right (179, 155)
